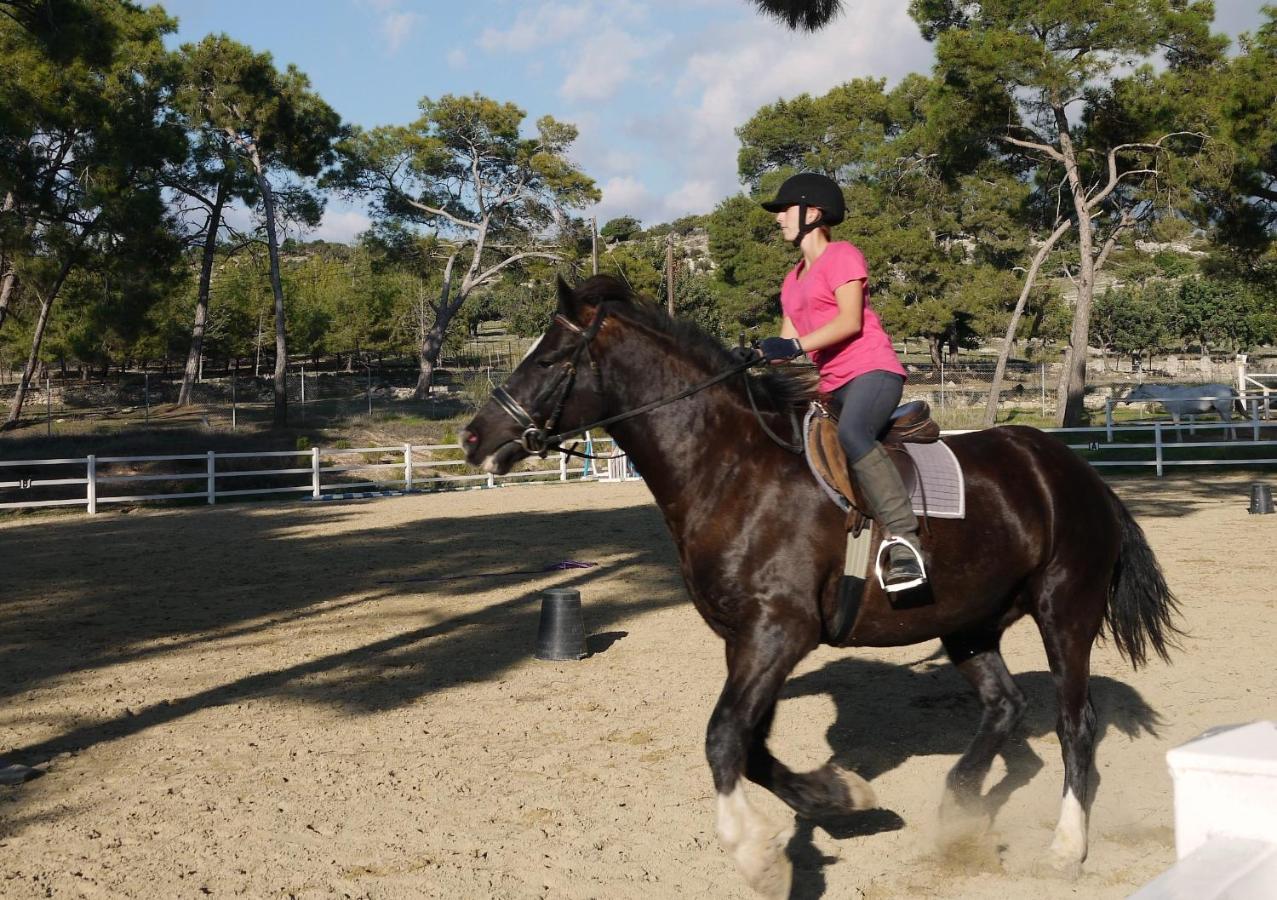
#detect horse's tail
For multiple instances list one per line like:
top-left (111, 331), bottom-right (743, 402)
top-left (1104, 486), bottom-right (1182, 668)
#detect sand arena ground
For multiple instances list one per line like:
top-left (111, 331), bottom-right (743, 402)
top-left (1, 473), bottom-right (1274, 899)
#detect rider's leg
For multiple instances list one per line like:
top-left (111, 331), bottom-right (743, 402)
top-left (834, 371), bottom-right (925, 591)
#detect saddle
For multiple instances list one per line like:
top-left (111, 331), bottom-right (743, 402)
top-left (805, 398), bottom-right (940, 535)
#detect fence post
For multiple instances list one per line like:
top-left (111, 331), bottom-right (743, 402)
top-left (207, 450), bottom-right (216, 504)
top-left (1040, 362), bottom-right (1046, 416)
top-left (1105, 399), bottom-right (1114, 443)
top-left (404, 443), bottom-right (413, 491)
top-left (1154, 422), bottom-right (1164, 478)
top-left (939, 354), bottom-right (945, 411)
top-left (86, 455), bottom-right (97, 515)
top-left (1253, 397), bottom-right (1261, 442)
top-left (487, 473), bottom-right (494, 488)
top-left (311, 447), bottom-right (321, 498)
top-left (559, 450), bottom-right (567, 482)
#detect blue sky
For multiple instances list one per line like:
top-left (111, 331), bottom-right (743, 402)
top-left (160, 0), bottom-right (1271, 243)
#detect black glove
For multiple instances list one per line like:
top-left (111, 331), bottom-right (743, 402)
top-left (758, 336), bottom-right (803, 361)
top-left (728, 345), bottom-right (759, 364)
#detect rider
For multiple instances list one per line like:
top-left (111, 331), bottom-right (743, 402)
top-left (757, 172), bottom-right (926, 592)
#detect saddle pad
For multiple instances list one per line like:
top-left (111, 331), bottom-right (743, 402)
top-left (803, 406), bottom-right (966, 520)
top-left (902, 441), bottom-right (965, 519)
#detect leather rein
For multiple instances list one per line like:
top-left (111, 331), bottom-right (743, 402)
top-left (489, 307), bottom-right (802, 460)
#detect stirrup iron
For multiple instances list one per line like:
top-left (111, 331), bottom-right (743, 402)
top-left (874, 536), bottom-right (927, 593)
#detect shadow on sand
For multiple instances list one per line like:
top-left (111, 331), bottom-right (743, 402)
top-left (776, 654), bottom-right (1161, 899)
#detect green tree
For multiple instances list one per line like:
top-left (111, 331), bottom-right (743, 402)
top-left (1, 0), bottom-right (182, 428)
top-left (599, 215), bottom-right (642, 243)
top-left (330, 93), bottom-right (598, 397)
top-left (912, 0), bottom-right (1226, 424)
top-left (175, 34), bottom-right (343, 426)
top-left (166, 42), bottom-right (263, 405)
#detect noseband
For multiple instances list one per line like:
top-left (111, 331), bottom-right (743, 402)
top-left (489, 306), bottom-right (800, 458)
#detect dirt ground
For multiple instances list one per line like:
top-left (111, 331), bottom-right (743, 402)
top-left (1, 473), bottom-right (1274, 899)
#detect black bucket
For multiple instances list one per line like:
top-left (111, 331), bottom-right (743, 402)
top-left (535, 588), bottom-right (586, 660)
top-left (1249, 483), bottom-right (1275, 515)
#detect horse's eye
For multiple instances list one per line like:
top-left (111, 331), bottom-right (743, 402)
top-left (537, 359), bottom-right (553, 369)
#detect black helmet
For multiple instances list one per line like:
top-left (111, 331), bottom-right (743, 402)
top-left (760, 172), bottom-right (845, 226)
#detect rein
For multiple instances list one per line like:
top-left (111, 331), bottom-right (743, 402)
top-left (490, 307), bottom-right (802, 459)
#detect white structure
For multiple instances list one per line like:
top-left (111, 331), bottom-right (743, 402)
top-left (1133, 721), bottom-right (1277, 899)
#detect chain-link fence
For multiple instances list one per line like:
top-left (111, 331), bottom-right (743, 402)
top-left (0, 349), bottom-right (1265, 440)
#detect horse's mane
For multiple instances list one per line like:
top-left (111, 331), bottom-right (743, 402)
top-left (575, 275), bottom-right (818, 410)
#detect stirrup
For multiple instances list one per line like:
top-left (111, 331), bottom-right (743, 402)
top-left (874, 536), bottom-right (927, 593)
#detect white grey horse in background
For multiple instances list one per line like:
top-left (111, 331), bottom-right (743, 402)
top-left (1123, 383), bottom-right (1241, 441)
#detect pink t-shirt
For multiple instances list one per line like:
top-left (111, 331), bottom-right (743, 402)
top-left (780, 241), bottom-right (906, 392)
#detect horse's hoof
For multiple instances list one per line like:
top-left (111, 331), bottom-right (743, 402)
top-left (737, 825), bottom-right (794, 899)
top-left (1042, 838), bottom-right (1086, 881)
top-left (1036, 850), bottom-right (1083, 882)
top-left (936, 792), bottom-right (995, 865)
top-left (829, 764), bottom-right (877, 811)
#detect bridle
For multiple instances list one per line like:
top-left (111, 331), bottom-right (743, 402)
top-left (489, 305), bottom-right (802, 459)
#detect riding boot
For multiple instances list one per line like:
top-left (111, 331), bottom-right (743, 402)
top-left (850, 442), bottom-right (927, 592)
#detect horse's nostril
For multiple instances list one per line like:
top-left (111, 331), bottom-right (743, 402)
top-left (462, 430), bottom-right (479, 445)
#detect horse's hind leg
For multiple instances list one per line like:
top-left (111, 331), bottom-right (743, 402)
top-left (1034, 593), bottom-right (1102, 877)
top-left (937, 631), bottom-right (1028, 841)
top-left (745, 704), bottom-right (877, 820)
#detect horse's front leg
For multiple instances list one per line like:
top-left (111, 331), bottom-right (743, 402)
top-left (708, 621), bottom-right (816, 898)
top-left (746, 705), bottom-right (877, 819)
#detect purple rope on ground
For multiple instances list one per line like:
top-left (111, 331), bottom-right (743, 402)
top-left (377, 560), bottom-right (597, 584)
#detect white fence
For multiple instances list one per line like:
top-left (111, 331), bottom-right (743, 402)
top-left (0, 436), bottom-right (629, 515)
top-left (2, 423), bottom-right (1275, 516)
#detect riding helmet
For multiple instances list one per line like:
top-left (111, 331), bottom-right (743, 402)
top-left (760, 172), bottom-right (846, 226)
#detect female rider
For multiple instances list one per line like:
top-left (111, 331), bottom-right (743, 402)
top-left (757, 172), bottom-right (926, 592)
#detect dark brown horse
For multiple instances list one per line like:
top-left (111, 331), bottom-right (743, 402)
top-left (461, 277), bottom-right (1178, 898)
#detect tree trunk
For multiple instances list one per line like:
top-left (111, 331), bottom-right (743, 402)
top-left (0, 190), bottom-right (16, 332)
top-left (178, 181), bottom-right (228, 406)
top-left (927, 336), bottom-right (942, 372)
top-left (983, 220), bottom-right (1071, 426)
top-left (415, 303), bottom-right (456, 398)
top-left (414, 253), bottom-right (462, 399)
top-left (4, 283), bottom-right (60, 430)
top-left (1052, 103), bottom-right (1098, 428)
top-left (253, 156), bottom-right (289, 428)
top-left (2, 222), bottom-right (90, 429)
top-left (0, 265), bottom-right (15, 333)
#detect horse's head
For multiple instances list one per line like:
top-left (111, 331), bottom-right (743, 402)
top-left (1124, 384), bottom-right (1156, 403)
top-left (461, 276), bottom-right (621, 475)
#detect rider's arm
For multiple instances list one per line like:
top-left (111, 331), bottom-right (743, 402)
top-left (797, 280), bottom-right (864, 353)
top-left (779, 316), bottom-right (798, 340)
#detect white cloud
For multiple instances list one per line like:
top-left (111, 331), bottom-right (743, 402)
top-left (559, 27), bottom-right (666, 102)
top-left (646, 0), bottom-right (934, 211)
top-left (479, 3), bottom-right (595, 53)
top-left (381, 11), bottom-right (421, 54)
top-left (446, 47), bottom-right (467, 69)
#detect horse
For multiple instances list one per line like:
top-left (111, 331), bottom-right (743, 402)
top-left (461, 276), bottom-right (1179, 898)
top-left (1122, 382), bottom-right (1240, 442)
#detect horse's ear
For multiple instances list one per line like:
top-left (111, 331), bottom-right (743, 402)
top-left (555, 274), bottom-right (599, 325)
top-left (555, 275), bottom-right (575, 316)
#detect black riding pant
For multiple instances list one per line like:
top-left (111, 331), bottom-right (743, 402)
top-left (831, 370), bottom-right (905, 463)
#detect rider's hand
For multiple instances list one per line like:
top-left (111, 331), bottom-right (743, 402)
top-left (758, 336), bottom-right (803, 362)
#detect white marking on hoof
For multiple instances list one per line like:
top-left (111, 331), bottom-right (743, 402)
top-left (1046, 788), bottom-right (1088, 874)
top-left (716, 784), bottom-right (794, 899)
top-left (480, 454), bottom-right (499, 474)
top-left (829, 764), bottom-right (877, 811)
